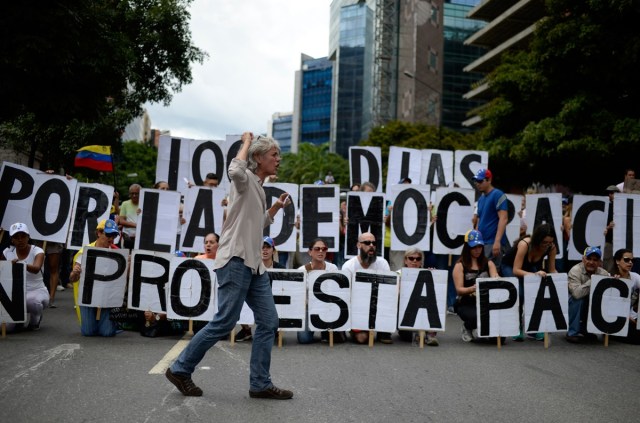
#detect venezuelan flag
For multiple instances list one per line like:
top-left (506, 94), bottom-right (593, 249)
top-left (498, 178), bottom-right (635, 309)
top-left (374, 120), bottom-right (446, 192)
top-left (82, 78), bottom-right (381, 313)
top-left (74, 145), bottom-right (113, 172)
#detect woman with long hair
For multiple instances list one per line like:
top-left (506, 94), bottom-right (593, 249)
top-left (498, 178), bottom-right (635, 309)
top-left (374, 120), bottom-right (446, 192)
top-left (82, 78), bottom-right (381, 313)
top-left (501, 222), bottom-right (557, 341)
top-left (609, 248), bottom-right (640, 344)
top-left (452, 229), bottom-right (499, 342)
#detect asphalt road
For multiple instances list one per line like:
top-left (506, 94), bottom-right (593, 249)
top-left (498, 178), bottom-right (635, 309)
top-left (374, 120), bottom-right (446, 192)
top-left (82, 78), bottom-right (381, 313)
top-left (1, 288), bottom-right (639, 423)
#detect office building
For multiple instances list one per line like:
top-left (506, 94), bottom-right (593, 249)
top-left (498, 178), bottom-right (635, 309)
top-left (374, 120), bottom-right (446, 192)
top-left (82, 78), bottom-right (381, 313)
top-left (291, 54), bottom-right (333, 153)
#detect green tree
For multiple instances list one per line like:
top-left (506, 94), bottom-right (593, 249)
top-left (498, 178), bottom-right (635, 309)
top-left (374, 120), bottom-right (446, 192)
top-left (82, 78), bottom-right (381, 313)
top-left (479, 0), bottom-right (640, 193)
top-left (0, 0), bottom-right (206, 169)
top-left (278, 143), bottom-right (349, 188)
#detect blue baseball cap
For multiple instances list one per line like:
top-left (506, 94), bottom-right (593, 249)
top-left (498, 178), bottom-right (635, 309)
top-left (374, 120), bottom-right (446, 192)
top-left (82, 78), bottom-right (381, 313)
top-left (584, 246), bottom-right (602, 259)
top-left (473, 168), bottom-right (492, 181)
top-left (263, 236), bottom-right (275, 248)
top-left (465, 229), bottom-right (485, 247)
top-left (97, 219), bottom-right (119, 235)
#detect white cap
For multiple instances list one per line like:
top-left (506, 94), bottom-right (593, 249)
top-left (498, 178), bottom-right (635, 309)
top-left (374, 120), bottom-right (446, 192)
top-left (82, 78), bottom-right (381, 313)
top-left (9, 222), bottom-right (30, 236)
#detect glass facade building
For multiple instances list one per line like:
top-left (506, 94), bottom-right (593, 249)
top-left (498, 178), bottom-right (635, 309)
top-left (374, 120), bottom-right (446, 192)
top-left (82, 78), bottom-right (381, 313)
top-left (300, 56), bottom-right (332, 145)
top-left (442, 0), bottom-right (485, 131)
top-left (330, 0), bottom-right (375, 158)
top-left (271, 112), bottom-right (293, 153)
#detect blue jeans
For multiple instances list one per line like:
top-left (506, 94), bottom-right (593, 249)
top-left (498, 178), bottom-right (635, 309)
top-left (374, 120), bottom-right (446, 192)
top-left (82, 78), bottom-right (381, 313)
top-left (297, 330), bottom-right (315, 344)
top-left (170, 257), bottom-right (279, 391)
top-left (568, 295), bottom-right (586, 336)
top-left (80, 306), bottom-right (117, 337)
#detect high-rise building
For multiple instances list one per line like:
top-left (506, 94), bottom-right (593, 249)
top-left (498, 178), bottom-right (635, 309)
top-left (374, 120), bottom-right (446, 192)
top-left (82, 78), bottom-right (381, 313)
top-left (268, 112), bottom-right (293, 153)
top-left (329, 0), bottom-right (376, 157)
top-left (395, 0), bottom-right (444, 127)
top-left (121, 109), bottom-right (152, 143)
top-left (462, 0), bottom-right (546, 127)
top-left (291, 54), bottom-right (333, 153)
top-left (442, 0), bottom-right (485, 131)
top-left (326, 0), bottom-right (485, 157)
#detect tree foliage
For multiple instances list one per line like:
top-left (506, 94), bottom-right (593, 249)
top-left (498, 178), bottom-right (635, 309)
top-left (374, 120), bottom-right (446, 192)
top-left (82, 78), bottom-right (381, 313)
top-left (478, 0), bottom-right (640, 193)
top-left (0, 0), bottom-right (206, 170)
top-left (278, 143), bottom-right (349, 188)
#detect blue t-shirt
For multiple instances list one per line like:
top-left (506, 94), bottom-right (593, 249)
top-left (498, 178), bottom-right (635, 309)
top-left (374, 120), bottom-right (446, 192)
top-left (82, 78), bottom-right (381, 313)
top-left (477, 188), bottom-right (508, 245)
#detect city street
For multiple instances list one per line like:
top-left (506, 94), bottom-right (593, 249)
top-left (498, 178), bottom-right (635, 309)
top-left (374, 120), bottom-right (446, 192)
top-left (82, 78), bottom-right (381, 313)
top-left (1, 288), bottom-right (639, 423)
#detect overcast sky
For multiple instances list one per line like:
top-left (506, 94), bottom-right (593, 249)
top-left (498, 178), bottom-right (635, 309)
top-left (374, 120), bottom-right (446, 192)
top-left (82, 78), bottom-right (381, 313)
top-left (145, 0), bottom-right (331, 141)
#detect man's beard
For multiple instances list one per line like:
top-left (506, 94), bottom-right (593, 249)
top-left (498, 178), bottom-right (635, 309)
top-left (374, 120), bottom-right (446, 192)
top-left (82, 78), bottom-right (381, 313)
top-left (359, 249), bottom-right (377, 266)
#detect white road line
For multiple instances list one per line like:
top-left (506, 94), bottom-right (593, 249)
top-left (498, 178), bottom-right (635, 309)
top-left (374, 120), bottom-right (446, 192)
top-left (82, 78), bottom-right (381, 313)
top-left (148, 339), bottom-right (191, 374)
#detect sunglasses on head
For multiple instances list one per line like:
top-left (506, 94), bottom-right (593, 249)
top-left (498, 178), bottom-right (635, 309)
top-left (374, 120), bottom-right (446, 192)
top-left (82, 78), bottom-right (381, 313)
top-left (406, 256), bottom-right (421, 262)
top-left (359, 240), bottom-right (376, 246)
top-left (622, 257), bottom-right (634, 263)
top-left (312, 246), bottom-right (328, 252)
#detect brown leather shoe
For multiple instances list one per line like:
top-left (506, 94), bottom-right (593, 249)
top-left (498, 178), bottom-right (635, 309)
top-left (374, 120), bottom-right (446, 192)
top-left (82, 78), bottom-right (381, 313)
top-left (165, 368), bottom-right (203, 396)
top-left (249, 385), bottom-right (293, 400)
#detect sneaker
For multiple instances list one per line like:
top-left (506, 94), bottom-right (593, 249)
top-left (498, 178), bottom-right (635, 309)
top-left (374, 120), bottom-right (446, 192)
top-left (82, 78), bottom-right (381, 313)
top-left (235, 327), bottom-right (252, 342)
top-left (249, 385), bottom-right (293, 400)
top-left (56, 285), bottom-right (65, 291)
top-left (533, 332), bottom-right (545, 341)
top-left (27, 315), bottom-right (43, 331)
top-left (426, 335), bottom-right (439, 346)
top-left (165, 368), bottom-right (203, 396)
top-left (65, 283), bottom-right (74, 289)
top-left (512, 329), bottom-right (524, 342)
top-left (48, 302), bottom-right (57, 309)
top-left (471, 329), bottom-right (478, 340)
top-left (461, 326), bottom-right (473, 342)
top-left (447, 306), bottom-right (456, 315)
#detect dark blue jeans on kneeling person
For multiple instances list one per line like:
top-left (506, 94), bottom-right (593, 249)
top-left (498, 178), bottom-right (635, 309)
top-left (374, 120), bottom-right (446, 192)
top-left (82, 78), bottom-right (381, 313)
top-left (169, 257), bottom-right (279, 392)
top-left (568, 295), bottom-right (589, 337)
top-left (80, 306), bottom-right (118, 337)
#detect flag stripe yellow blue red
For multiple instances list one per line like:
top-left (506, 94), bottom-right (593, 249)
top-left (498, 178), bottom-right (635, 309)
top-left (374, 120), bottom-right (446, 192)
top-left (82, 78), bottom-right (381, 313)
top-left (74, 145), bottom-right (113, 172)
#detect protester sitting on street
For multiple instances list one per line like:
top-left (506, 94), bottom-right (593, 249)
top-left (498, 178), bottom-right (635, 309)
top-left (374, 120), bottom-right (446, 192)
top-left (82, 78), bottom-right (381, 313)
top-left (397, 248), bottom-right (439, 346)
top-left (452, 230), bottom-right (499, 342)
top-left (607, 248), bottom-right (640, 344)
top-left (342, 232), bottom-right (392, 344)
top-left (234, 236), bottom-right (285, 342)
top-left (1, 222), bottom-right (48, 331)
top-left (296, 238), bottom-right (340, 344)
top-left (194, 233), bottom-right (219, 260)
top-left (69, 219), bottom-right (121, 337)
top-left (501, 222), bottom-right (557, 341)
top-left (566, 246), bottom-right (610, 343)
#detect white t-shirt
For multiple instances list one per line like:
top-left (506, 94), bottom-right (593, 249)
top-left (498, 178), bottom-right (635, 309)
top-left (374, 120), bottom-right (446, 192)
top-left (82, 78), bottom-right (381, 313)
top-left (341, 256), bottom-right (390, 279)
top-left (297, 262), bottom-right (339, 272)
top-left (3, 245), bottom-right (46, 291)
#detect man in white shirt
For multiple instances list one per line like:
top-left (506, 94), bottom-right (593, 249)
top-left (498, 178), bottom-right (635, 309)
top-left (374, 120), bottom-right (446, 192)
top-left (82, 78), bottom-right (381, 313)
top-left (616, 168), bottom-right (635, 192)
top-left (341, 232), bottom-right (392, 344)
